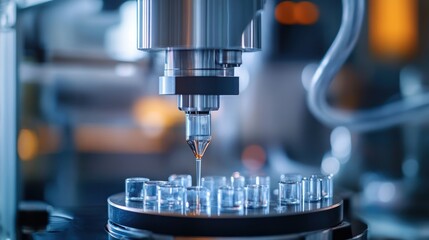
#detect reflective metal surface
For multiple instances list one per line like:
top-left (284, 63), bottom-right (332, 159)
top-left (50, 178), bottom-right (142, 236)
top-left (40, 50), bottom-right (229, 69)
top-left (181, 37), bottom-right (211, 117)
top-left (164, 50), bottom-right (237, 77)
top-left (178, 95), bottom-right (220, 112)
top-left (107, 192), bottom-right (344, 237)
top-left (137, 0), bottom-right (263, 51)
top-left (0, 1), bottom-right (17, 239)
top-left (137, 0), bottom-right (264, 157)
top-left (162, 50), bottom-right (236, 112)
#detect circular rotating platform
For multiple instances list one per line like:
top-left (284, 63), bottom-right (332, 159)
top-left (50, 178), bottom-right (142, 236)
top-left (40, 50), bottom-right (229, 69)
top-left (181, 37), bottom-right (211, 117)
top-left (107, 193), bottom-right (343, 237)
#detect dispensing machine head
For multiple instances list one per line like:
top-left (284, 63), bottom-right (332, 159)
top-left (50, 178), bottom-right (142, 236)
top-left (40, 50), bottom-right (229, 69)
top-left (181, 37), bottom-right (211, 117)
top-left (137, 0), bottom-right (264, 158)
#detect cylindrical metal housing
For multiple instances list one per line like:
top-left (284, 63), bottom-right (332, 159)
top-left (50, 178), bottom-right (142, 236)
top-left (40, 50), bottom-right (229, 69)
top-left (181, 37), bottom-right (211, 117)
top-left (164, 50), bottom-right (235, 77)
top-left (179, 95), bottom-right (219, 112)
top-left (162, 50), bottom-right (235, 112)
top-left (160, 50), bottom-right (239, 99)
top-left (137, 0), bottom-right (263, 51)
top-left (137, 0), bottom-right (265, 151)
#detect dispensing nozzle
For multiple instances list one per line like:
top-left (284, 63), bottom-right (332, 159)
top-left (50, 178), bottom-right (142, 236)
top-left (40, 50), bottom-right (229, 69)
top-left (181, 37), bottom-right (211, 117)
top-left (185, 112), bottom-right (212, 160)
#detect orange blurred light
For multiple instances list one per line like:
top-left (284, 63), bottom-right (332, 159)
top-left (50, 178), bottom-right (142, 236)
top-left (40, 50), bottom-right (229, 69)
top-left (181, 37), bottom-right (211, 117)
top-left (275, 1), bottom-right (319, 25)
top-left (18, 129), bottom-right (39, 161)
top-left (369, 0), bottom-right (418, 61)
top-left (295, 2), bottom-right (319, 25)
top-left (74, 125), bottom-right (164, 154)
top-left (241, 145), bottom-right (266, 171)
top-left (131, 97), bottom-right (183, 138)
top-left (275, 1), bottom-right (296, 25)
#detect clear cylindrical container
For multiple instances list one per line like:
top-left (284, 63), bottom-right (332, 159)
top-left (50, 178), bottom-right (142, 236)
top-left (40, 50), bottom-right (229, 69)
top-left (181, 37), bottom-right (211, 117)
top-left (278, 174), bottom-right (302, 205)
top-left (168, 174), bottom-right (192, 188)
top-left (320, 175), bottom-right (333, 199)
top-left (158, 183), bottom-right (185, 211)
top-left (217, 185), bottom-right (244, 211)
top-left (202, 176), bottom-right (227, 205)
top-left (185, 186), bottom-right (211, 214)
top-left (302, 176), bottom-right (322, 202)
top-left (246, 176), bottom-right (270, 187)
top-left (125, 177), bottom-right (150, 202)
top-left (246, 176), bottom-right (270, 204)
top-left (143, 180), bottom-right (167, 207)
top-left (233, 186), bottom-right (245, 209)
top-left (244, 184), bottom-right (269, 208)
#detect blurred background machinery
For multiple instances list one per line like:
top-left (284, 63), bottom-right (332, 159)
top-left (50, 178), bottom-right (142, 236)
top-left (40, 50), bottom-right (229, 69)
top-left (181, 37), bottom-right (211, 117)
top-left (4, 0), bottom-right (429, 238)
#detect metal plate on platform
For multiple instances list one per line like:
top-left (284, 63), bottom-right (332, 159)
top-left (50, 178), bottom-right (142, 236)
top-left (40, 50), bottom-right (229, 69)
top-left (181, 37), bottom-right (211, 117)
top-left (108, 193), bottom-right (343, 237)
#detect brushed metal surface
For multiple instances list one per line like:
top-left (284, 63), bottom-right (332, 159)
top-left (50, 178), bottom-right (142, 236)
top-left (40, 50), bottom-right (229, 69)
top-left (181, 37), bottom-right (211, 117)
top-left (137, 0), bottom-right (263, 51)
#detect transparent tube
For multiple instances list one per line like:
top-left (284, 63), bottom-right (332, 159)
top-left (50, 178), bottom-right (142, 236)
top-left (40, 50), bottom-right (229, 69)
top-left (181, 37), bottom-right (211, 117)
top-left (185, 113), bottom-right (212, 187)
top-left (306, 0), bottom-right (429, 131)
top-left (186, 113), bottom-right (212, 159)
